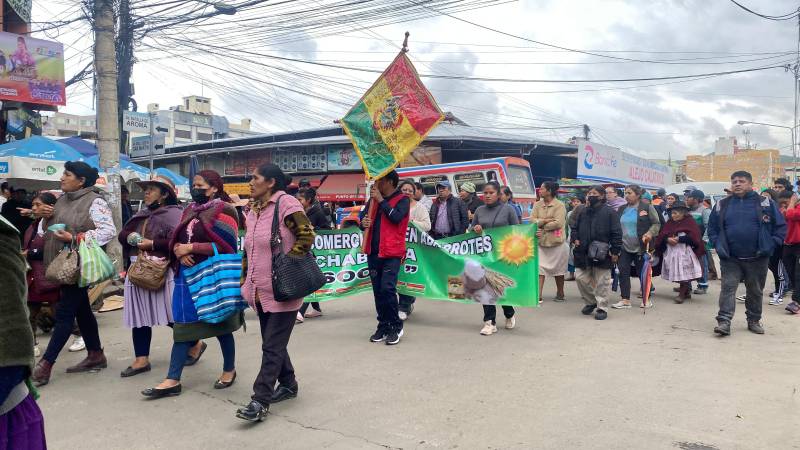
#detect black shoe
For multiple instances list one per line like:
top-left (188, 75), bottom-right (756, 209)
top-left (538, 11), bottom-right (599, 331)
top-left (594, 309), bottom-right (607, 320)
top-left (271, 383), bottom-right (298, 403)
top-left (385, 328), bottom-right (403, 345)
top-left (141, 384), bottom-right (182, 399)
top-left (581, 304), bottom-right (597, 315)
top-left (714, 321), bottom-right (731, 336)
top-left (120, 364), bottom-right (151, 378)
top-left (185, 341), bottom-right (207, 366)
top-left (236, 400), bottom-right (268, 422)
top-left (747, 321), bottom-right (765, 335)
top-left (214, 371), bottom-right (236, 389)
top-left (370, 329), bottom-right (386, 342)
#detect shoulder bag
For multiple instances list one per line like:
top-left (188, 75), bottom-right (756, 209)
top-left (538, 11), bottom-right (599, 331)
top-left (128, 218), bottom-right (169, 290)
top-left (271, 195), bottom-right (326, 302)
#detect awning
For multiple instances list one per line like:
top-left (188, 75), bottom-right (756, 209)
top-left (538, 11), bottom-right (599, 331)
top-left (316, 173), bottom-right (368, 202)
top-left (288, 174), bottom-right (325, 189)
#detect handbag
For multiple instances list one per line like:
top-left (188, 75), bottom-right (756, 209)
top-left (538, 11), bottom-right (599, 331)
top-left (78, 237), bottom-right (116, 287)
top-left (182, 243), bottom-right (248, 323)
top-left (45, 242), bottom-right (80, 285)
top-left (127, 218), bottom-right (169, 290)
top-left (270, 195), bottom-right (326, 302)
top-left (587, 241), bottom-right (610, 262)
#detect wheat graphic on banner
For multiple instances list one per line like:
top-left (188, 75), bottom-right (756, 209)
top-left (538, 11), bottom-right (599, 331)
top-left (340, 35), bottom-right (445, 180)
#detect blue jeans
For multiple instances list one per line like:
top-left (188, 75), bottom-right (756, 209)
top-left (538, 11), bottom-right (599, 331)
top-left (167, 333), bottom-right (236, 380)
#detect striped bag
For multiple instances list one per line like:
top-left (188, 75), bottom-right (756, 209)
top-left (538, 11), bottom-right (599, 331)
top-left (78, 237), bottom-right (115, 288)
top-left (183, 243), bottom-right (248, 323)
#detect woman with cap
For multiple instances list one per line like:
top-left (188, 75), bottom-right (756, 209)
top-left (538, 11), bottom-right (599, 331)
top-left (459, 181), bottom-right (484, 218)
top-left (32, 161), bottom-right (117, 387)
top-left (118, 176), bottom-right (183, 377)
top-left (142, 169), bottom-right (242, 398)
top-left (654, 200), bottom-right (704, 303)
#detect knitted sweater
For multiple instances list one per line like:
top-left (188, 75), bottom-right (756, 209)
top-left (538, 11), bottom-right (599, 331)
top-left (0, 215), bottom-right (34, 373)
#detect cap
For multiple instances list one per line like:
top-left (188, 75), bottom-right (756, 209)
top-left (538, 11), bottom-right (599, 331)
top-left (298, 178), bottom-right (311, 188)
top-left (436, 180), bottom-right (451, 189)
top-left (656, 188), bottom-right (666, 197)
top-left (460, 182), bottom-right (476, 194)
top-left (135, 174), bottom-right (177, 198)
top-left (683, 185), bottom-right (698, 192)
top-left (687, 189), bottom-right (705, 200)
top-left (641, 191), bottom-right (653, 200)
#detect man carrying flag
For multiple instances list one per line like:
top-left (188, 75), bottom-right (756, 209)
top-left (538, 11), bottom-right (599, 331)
top-left (360, 170), bottom-right (410, 345)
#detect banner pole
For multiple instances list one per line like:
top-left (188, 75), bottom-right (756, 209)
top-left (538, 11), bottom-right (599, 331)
top-left (362, 178), bottom-right (375, 253)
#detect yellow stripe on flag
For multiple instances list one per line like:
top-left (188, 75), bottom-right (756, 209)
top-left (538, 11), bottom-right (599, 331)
top-left (362, 78), bottom-right (422, 160)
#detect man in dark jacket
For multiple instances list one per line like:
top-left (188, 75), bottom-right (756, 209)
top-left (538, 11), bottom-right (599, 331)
top-left (429, 181), bottom-right (468, 239)
top-left (1, 188), bottom-right (32, 242)
top-left (458, 181), bottom-right (483, 217)
top-left (570, 185), bottom-right (623, 320)
top-left (708, 170), bottom-right (787, 336)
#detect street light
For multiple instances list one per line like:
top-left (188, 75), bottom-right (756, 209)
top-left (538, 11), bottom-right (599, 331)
top-left (737, 120), bottom-right (797, 182)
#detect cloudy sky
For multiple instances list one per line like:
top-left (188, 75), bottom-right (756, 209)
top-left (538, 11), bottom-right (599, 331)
top-left (35, 0), bottom-right (800, 159)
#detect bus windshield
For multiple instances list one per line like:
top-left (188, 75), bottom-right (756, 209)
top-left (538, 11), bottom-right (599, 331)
top-left (507, 165), bottom-right (535, 195)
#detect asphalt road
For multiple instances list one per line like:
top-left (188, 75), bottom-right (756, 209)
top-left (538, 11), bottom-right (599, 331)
top-left (38, 273), bottom-right (800, 450)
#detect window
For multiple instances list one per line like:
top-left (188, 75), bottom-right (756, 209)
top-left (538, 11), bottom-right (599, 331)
top-left (197, 132), bottom-right (212, 141)
top-left (174, 129), bottom-right (191, 139)
top-left (453, 172), bottom-right (486, 193)
top-left (419, 175), bottom-right (448, 196)
top-left (507, 165), bottom-right (534, 195)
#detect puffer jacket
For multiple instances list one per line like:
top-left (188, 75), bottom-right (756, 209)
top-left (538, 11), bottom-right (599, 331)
top-left (570, 201), bottom-right (623, 269)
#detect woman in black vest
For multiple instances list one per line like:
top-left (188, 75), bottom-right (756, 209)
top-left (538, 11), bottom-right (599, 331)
top-left (611, 185), bottom-right (661, 309)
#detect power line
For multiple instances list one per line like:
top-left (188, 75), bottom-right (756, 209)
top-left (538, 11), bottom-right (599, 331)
top-left (728, 0), bottom-right (799, 21)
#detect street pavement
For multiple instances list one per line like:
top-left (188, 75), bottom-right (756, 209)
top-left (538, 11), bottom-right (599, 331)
top-left (38, 273), bottom-right (800, 450)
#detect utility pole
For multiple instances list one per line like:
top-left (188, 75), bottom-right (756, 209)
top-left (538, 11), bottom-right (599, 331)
top-left (117, 0), bottom-right (134, 155)
top-left (95, 0), bottom-right (123, 272)
top-left (583, 124), bottom-right (590, 141)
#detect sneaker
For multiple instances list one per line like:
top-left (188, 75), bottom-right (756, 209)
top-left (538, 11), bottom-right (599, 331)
top-left (304, 309), bottom-right (322, 318)
top-left (480, 321), bottom-right (497, 335)
top-left (786, 301), bottom-right (800, 314)
top-left (693, 287), bottom-right (708, 295)
top-left (714, 320), bottom-right (731, 336)
top-left (68, 336), bottom-right (85, 352)
top-left (736, 295), bottom-right (746, 303)
top-left (747, 320), bottom-right (765, 335)
top-left (581, 304), bottom-right (597, 315)
top-left (640, 301), bottom-right (654, 309)
top-left (611, 301), bottom-right (631, 309)
top-left (769, 295), bottom-right (784, 306)
top-left (505, 316), bottom-right (516, 330)
top-left (398, 311), bottom-right (408, 321)
top-left (296, 312), bottom-right (304, 323)
top-left (370, 329), bottom-right (386, 342)
top-left (594, 309), bottom-right (608, 320)
top-left (236, 400), bottom-right (268, 422)
top-left (386, 328), bottom-right (403, 345)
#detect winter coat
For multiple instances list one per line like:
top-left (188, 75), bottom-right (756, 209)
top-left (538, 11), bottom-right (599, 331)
top-left (570, 201), bottom-right (623, 269)
top-left (429, 195), bottom-right (469, 238)
top-left (708, 191), bottom-right (786, 259)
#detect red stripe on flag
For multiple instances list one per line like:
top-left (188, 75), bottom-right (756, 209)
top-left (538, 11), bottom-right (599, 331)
top-left (384, 54), bottom-right (442, 135)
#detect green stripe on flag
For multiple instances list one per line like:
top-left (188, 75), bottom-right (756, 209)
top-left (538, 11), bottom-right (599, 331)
top-left (341, 101), bottom-right (398, 179)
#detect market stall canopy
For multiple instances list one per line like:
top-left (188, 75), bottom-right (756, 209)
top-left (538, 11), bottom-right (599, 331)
top-left (56, 137), bottom-right (99, 157)
top-left (85, 155), bottom-right (149, 182)
top-left (0, 136), bottom-right (86, 190)
top-left (316, 173), bottom-right (368, 202)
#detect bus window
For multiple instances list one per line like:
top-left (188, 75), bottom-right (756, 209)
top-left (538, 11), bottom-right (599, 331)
top-left (454, 172), bottom-right (487, 193)
top-left (507, 165), bottom-right (535, 195)
top-left (486, 170), bottom-right (499, 183)
top-left (419, 175), bottom-right (448, 196)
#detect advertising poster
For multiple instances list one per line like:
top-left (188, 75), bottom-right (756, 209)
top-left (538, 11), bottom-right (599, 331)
top-left (327, 147), bottom-right (362, 171)
top-left (0, 32), bottom-right (65, 106)
top-left (307, 224), bottom-right (539, 307)
top-left (577, 139), bottom-right (672, 189)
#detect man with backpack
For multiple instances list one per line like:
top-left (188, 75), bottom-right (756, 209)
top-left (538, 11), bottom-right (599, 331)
top-left (708, 171), bottom-right (786, 336)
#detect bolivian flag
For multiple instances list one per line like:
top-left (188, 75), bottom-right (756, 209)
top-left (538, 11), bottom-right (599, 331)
top-left (341, 52), bottom-right (444, 180)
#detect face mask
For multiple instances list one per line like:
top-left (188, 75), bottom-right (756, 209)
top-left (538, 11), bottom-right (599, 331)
top-left (191, 188), bottom-right (210, 204)
top-left (147, 201), bottom-right (161, 211)
top-left (587, 196), bottom-right (600, 206)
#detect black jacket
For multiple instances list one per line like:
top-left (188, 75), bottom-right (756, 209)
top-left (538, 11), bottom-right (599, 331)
top-left (464, 193), bottom-right (484, 215)
top-left (306, 203), bottom-right (332, 231)
top-left (429, 195), bottom-right (469, 238)
top-left (570, 201), bottom-right (623, 269)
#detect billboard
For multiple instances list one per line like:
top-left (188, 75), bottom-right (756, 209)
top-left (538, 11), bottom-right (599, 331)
top-left (0, 32), bottom-right (65, 106)
top-left (576, 139), bottom-right (672, 189)
top-left (327, 147), bottom-right (361, 171)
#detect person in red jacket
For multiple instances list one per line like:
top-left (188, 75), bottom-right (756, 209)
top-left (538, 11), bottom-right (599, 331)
top-left (361, 170), bottom-right (410, 345)
top-left (783, 192), bottom-right (800, 313)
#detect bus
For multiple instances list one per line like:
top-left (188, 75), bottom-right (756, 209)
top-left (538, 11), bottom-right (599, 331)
top-left (334, 157), bottom-right (537, 227)
top-left (396, 157), bottom-right (537, 222)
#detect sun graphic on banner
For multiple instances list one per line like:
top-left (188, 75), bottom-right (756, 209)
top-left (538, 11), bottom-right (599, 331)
top-left (497, 233), bottom-right (534, 266)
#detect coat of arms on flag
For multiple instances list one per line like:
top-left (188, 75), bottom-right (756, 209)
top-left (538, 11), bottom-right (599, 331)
top-left (340, 49), bottom-right (444, 180)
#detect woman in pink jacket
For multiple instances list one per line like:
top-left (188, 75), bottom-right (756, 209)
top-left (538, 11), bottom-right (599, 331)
top-left (236, 163), bottom-right (315, 423)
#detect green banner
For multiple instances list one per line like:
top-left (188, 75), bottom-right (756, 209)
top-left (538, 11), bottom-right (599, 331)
top-left (309, 224), bottom-right (539, 307)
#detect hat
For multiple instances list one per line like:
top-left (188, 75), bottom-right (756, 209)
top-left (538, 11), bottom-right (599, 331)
top-left (668, 200), bottom-right (689, 212)
top-left (460, 182), bottom-right (476, 194)
top-left (298, 178), bottom-right (311, 188)
top-left (683, 185), bottom-right (698, 193)
top-left (436, 180), bottom-right (451, 189)
top-left (656, 188), bottom-right (666, 197)
top-left (228, 194), bottom-right (250, 208)
top-left (687, 189), bottom-right (705, 200)
top-left (136, 174), bottom-right (177, 198)
top-left (641, 191), bottom-right (653, 200)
